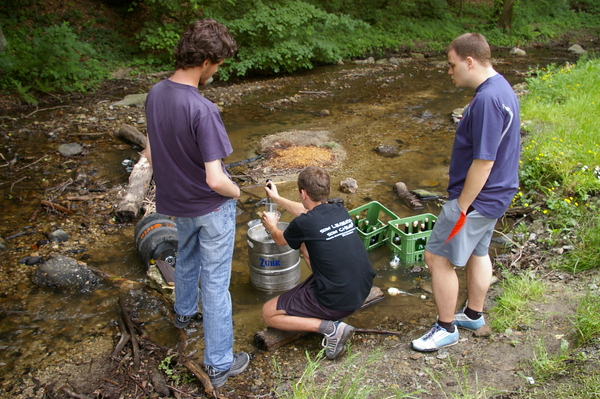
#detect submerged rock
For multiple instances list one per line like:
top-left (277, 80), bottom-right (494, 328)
top-left (339, 178), bottom-right (358, 194)
top-left (568, 44), bottom-right (586, 55)
top-left (58, 143), bottom-right (83, 156)
top-left (33, 255), bottom-right (100, 293)
top-left (375, 145), bottom-right (401, 157)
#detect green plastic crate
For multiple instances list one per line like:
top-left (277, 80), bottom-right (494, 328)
top-left (348, 201), bottom-right (399, 251)
top-left (388, 213), bottom-right (437, 263)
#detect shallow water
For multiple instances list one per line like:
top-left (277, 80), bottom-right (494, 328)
top-left (0, 48), bottom-right (578, 388)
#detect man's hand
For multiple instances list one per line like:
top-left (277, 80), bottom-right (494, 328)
top-left (264, 180), bottom-right (281, 201)
top-left (261, 211), bottom-right (279, 232)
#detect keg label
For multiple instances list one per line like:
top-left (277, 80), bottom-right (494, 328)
top-left (260, 258), bottom-right (281, 267)
top-left (139, 222), bottom-right (176, 240)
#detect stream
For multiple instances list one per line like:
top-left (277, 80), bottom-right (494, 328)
top-left (0, 48), bottom-right (578, 392)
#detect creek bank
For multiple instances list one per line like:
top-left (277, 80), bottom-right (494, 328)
top-left (1, 47), bottom-right (599, 397)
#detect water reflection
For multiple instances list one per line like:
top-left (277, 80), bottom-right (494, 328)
top-left (0, 49), bottom-right (578, 389)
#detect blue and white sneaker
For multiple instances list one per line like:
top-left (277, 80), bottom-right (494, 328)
top-left (454, 308), bottom-right (485, 331)
top-left (411, 323), bottom-right (459, 352)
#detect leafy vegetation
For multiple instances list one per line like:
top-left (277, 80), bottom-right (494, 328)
top-left (1, 0), bottom-right (600, 100)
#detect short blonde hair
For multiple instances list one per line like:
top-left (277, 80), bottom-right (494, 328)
top-left (447, 33), bottom-right (492, 66)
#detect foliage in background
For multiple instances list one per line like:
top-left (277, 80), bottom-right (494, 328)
top-left (2, 0), bottom-right (600, 98)
top-left (0, 22), bottom-right (109, 103)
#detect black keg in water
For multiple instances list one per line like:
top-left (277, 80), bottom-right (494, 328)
top-left (134, 213), bottom-right (178, 270)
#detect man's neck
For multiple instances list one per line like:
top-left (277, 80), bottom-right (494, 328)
top-left (169, 67), bottom-right (201, 88)
top-left (304, 200), bottom-right (327, 212)
top-left (472, 66), bottom-right (498, 89)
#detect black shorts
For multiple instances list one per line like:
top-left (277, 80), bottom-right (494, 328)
top-left (277, 274), bottom-right (355, 321)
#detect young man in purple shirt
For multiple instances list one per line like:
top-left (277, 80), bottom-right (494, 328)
top-left (144, 19), bottom-right (249, 387)
top-left (411, 33), bottom-right (520, 352)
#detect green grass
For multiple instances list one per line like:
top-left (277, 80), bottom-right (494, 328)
top-left (489, 271), bottom-right (547, 332)
top-left (516, 56), bottom-right (600, 268)
top-left (573, 289), bottom-right (600, 346)
top-left (425, 357), bottom-right (508, 398)
top-left (274, 349), bottom-right (424, 399)
top-left (530, 337), bottom-right (571, 381)
top-left (518, 57), bottom-right (600, 203)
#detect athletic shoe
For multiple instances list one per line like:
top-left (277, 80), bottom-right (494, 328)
top-left (206, 352), bottom-right (251, 388)
top-left (411, 323), bottom-right (459, 352)
top-left (174, 314), bottom-right (192, 329)
top-left (322, 321), bottom-right (355, 359)
top-left (454, 308), bottom-right (485, 331)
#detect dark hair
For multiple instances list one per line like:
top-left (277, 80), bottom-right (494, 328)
top-left (447, 33), bottom-right (491, 65)
top-left (298, 166), bottom-right (330, 202)
top-left (173, 19), bottom-right (238, 70)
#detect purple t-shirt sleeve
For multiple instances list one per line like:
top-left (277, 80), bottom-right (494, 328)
top-left (194, 108), bottom-right (233, 163)
top-left (470, 93), bottom-right (504, 161)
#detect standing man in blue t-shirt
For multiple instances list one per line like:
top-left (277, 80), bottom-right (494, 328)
top-left (144, 19), bottom-right (249, 387)
top-left (411, 33), bottom-right (520, 352)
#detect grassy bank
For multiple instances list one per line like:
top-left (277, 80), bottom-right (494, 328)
top-left (517, 56), bottom-right (600, 272)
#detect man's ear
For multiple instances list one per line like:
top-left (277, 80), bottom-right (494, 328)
top-left (465, 56), bottom-right (475, 69)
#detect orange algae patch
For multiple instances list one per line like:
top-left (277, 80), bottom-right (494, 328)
top-left (263, 145), bottom-right (334, 169)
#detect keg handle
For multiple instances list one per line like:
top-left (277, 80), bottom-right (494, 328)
top-left (248, 219), bottom-right (262, 229)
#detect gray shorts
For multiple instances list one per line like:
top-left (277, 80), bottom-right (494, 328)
top-left (426, 199), bottom-right (496, 267)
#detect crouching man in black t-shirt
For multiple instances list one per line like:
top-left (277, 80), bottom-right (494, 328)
top-left (261, 166), bottom-right (376, 360)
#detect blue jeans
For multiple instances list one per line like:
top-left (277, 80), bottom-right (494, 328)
top-left (174, 199), bottom-right (237, 371)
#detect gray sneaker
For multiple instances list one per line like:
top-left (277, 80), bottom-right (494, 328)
top-left (206, 352), bottom-right (250, 388)
top-left (321, 321), bottom-right (355, 359)
top-left (174, 314), bottom-right (192, 329)
top-left (454, 308), bottom-right (485, 331)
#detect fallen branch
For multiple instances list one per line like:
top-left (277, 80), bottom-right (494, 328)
top-left (111, 314), bottom-right (131, 359)
top-left (40, 200), bottom-right (75, 215)
top-left (16, 154), bottom-right (48, 171)
top-left (10, 176), bottom-right (27, 193)
top-left (394, 182), bottom-right (424, 210)
top-left (181, 358), bottom-right (217, 398)
top-left (119, 295), bottom-right (141, 369)
top-left (116, 124), bottom-right (147, 149)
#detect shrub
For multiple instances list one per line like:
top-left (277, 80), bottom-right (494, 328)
top-left (0, 22), bottom-right (109, 100)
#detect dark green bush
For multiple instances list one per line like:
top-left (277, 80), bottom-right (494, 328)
top-left (0, 22), bottom-right (109, 101)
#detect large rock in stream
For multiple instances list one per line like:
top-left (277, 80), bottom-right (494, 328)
top-left (33, 255), bottom-right (100, 293)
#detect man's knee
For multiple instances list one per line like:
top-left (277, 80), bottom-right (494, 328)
top-left (262, 297), bottom-right (279, 326)
top-left (425, 250), bottom-right (452, 272)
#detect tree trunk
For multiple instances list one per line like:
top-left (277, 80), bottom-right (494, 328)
top-left (0, 25), bottom-right (6, 53)
top-left (496, 0), bottom-right (516, 30)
